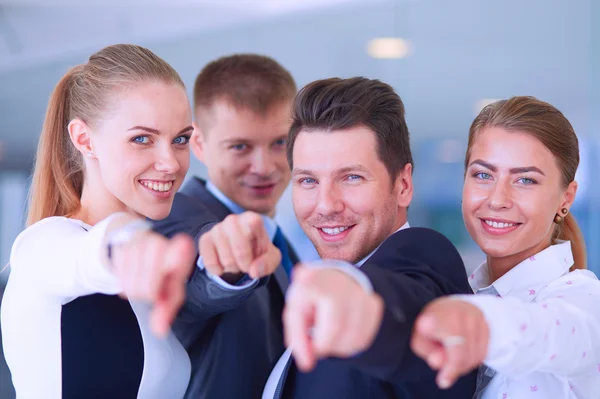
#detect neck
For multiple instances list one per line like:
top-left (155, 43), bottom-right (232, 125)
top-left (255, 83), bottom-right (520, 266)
top-left (71, 170), bottom-right (132, 226)
top-left (391, 209), bottom-right (408, 234)
top-left (488, 239), bottom-right (553, 282)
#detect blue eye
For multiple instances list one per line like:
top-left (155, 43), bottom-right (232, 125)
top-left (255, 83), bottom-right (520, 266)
top-left (299, 177), bottom-right (316, 185)
top-left (173, 135), bottom-right (190, 145)
top-left (347, 174), bottom-right (362, 181)
top-left (518, 177), bottom-right (537, 185)
top-left (133, 136), bottom-right (150, 144)
top-left (474, 172), bottom-right (492, 180)
top-left (231, 144), bottom-right (248, 151)
top-left (274, 138), bottom-right (286, 147)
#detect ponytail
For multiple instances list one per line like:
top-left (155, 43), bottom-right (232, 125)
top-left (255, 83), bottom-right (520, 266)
top-left (26, 67), bottom-right (84, 226)
top-left (556, 213), bottom-right (587, 271)
top-left (26, 44), bottom-right (184, 227)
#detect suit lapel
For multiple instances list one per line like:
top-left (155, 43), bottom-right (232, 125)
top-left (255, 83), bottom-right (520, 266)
top-left (179, 177), bottom-right (231, 221)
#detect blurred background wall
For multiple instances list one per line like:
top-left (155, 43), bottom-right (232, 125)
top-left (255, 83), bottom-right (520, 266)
top-left (0, 0), bottom-right (598, 396)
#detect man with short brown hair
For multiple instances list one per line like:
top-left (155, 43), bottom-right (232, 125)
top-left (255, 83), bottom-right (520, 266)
top-left (153, 54), bottom-right (300, 399)
top-left (197, 77), bottom-right (477, 398)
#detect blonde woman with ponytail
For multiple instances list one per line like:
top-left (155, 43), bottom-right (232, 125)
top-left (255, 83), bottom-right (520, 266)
top-left (411, 96), bottom-right (600, 398)
top-left (1, 44), bottom-right (207, 398)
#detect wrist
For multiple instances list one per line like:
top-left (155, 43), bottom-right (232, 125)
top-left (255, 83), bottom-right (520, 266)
top-left (106, 218), bottom-right (153, 263)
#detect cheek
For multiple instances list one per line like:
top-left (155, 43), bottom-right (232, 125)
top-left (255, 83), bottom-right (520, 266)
top-left (517, 192), bottom-right (555, 230)
top-left (292, 189), bottom-right (315, 221)
top-left (275, 155), bottom-right (291, 172)
top-left (220, 155), bottom-right (249, 178)
top-left (462, 183), bottom-right (487, 211)
top-left (177, 150), bottom-right (190, 175)
top-left (342, 187), bottom-right (379, 216)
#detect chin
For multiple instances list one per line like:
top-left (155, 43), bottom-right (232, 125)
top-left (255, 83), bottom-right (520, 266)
top-left (249, 201), bottom-right (276, 215)
top-left (144, 207), bottom-right (171, 221)
top-left (477, 240), bottom-right (515, 258)
top-left (315, 247), bottom-right (354, 263)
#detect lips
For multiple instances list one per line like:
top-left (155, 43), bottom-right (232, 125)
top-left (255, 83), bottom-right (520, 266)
top-left (138, 179), bottom-right (176, 199)
top-left (320, 226), bottom-right (350, 235)
top-left (246, 182), bottom-right (277, 196)
top-left (139, 180), bottom-right (173, 192)
top-left (315, 225), bottom-right (355, 242)
top-left (479, 218), bottom-right (522, 236)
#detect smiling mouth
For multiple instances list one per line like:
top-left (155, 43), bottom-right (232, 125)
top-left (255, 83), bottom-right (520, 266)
top-left (482, 219), bottom-right (520, 229)
top-left (139, 180), bottom-right (174, 192)
top-left (320, 226), bottom-right (348, 235)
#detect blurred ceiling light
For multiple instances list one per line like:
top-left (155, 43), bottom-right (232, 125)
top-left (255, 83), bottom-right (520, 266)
top-left (367, 38), bottom-right (411, 59)
top-left (474, 98), bottom-right (501, 114)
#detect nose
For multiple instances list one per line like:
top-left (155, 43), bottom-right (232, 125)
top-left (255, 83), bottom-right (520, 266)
top-left (487, 179), bottom-right (513, 211)
top-left (249, 148), bottom-right (276, 177)
top-left (315, 182), bottom-right (344, 216)
top-left (154, 145), bottom-right (181, 174)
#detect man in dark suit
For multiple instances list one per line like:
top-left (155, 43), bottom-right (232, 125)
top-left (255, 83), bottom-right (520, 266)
top-left (199, 77), bottom-right (477, 398)
top-left (152, 54), bottom-right (300, 399)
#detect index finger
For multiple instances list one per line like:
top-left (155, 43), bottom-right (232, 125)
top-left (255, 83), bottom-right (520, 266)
top-left (239, 212), bottom-right (270, 249)
top-left (284, 286), bottom-right (316, 372)
top-left (435, 337), bottom-right (470, 389)
top-left (222, 217), bottom-right (255, 273)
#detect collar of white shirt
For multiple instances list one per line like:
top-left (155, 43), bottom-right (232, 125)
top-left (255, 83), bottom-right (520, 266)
top-left (206, 180), bottom-right (277, 240)
top-left (355, 222), bottom-right (410, 267)
top-left (469, 240), bottom-right (574, 302)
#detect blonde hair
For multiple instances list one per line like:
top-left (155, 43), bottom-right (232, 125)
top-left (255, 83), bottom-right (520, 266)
top-left (467, 96), bottom-right (587, 270)
top-left (27, 44), bottom-right (184, 226)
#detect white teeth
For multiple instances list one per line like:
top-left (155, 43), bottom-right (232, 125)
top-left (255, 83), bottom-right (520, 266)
top-left (321, 226), bottom-right (349, 235)
top-left (142, 181), bottom-right (173, 192)
top-left (485, 220), bottom-right (515, 229)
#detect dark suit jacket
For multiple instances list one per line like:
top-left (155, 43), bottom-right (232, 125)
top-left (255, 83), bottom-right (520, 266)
top-left (281, 227), bottom-right (478, 399)
top-left (152, 177), bottom-right (298, 399)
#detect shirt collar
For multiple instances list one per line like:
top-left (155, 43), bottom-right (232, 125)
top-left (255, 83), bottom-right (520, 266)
top-left (206, 181), bottom-right (246, 215)
top-left (469, 241), bottom-right (574, 302)
top-left (355, 222), bottom-right (410, 267)
top-left (205, 180), bottom-right (277, 241)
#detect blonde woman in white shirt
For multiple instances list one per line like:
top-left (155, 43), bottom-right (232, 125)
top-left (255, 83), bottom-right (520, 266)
top-left (0, 44), bottom-right (204, 398)
top-left (411, 96), bottom-right (599, 399)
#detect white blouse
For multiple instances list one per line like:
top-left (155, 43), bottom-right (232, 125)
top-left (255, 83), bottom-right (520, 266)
top-left (458, 241), bottom-right (600, 399)
top-left (1, 215), bottom-right (190, 398)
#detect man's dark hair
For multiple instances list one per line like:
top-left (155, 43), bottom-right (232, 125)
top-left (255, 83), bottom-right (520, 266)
top-left (286, 77), bottom-right (413, 181)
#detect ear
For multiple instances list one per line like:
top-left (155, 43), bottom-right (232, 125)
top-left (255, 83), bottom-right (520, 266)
top-left (190, 122), bottom-right (206, 162)
top-left (558, 180), bottom-right (578, 214)
top-left (395, 163), bottom-right (414, 208)
top-left (67, 118), bottom-right (95, 158)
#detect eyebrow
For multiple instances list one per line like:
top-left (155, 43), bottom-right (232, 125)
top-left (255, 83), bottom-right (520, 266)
top-left (335, 164), bottom-right (370, 175)
top-left (292, 168), bottom-right (313, 177)
top-left (221, 134), bottom-right (288, 145)
top-left (468, 159), bottom-right (546, 176)
top-left (291, 164), bottom-right (370, 177)
top-left (127, 125), bottom-right (194, 135)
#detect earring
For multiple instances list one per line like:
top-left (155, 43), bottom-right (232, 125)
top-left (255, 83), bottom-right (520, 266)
top-left (553, 207), bottom-right (569, 224)
top-left (86, 152), bottom-right (94, 158)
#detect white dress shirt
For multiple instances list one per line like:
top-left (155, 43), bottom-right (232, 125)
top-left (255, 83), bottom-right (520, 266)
top-left (457, 241), bottom-right (600, 399)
